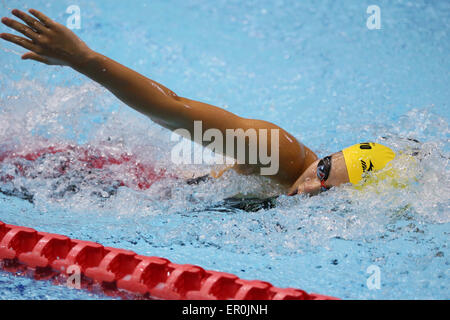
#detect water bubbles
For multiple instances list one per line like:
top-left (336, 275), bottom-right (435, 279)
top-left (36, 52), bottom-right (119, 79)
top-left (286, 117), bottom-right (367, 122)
top-left (0, 70), bottom-right (448, 299)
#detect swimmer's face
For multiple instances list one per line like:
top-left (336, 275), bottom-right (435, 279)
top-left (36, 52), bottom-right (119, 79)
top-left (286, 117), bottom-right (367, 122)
top-left (287, 152), bottom-right (350, 196)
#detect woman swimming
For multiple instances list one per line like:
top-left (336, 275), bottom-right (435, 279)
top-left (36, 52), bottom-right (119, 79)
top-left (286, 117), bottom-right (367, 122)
top-left (0, 8), bottom-right (396, 197)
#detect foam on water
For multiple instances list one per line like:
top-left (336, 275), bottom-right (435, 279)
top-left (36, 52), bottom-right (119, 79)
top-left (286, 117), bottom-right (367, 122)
top-left (0, 81), bottom-right (448, 255)
top-left (0, 81), bottom-right (448, 300)
top-left (0, 0), bottom-right (449, 299)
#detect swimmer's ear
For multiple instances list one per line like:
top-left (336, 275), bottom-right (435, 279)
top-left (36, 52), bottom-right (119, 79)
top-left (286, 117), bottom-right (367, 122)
top-left (22, 51), bottom-right (49, 64)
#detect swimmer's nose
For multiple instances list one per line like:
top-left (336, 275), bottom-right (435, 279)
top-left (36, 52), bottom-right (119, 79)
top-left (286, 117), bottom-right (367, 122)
top-left (288, 183), bottom-right (306, 196)
top-left (287, 184), bottom-right (300, 196)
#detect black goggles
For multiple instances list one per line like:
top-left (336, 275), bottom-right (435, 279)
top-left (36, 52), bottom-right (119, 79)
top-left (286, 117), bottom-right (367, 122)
top-left (316, 155), bottom-right (332, 191)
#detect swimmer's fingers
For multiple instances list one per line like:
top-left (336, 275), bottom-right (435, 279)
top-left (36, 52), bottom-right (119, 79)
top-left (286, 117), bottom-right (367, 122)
top-left (1, 17), bottom-right (38, 41)
top-left (22, 52), bottom-right (50, 64)
top-left (3, 9), bottom-right (90, 67)
top-left (0, 33), bottom-right (40, 52)
top-left (28, 9), bottom-right (56, 29)
top-left (11, 9), bottom-right (48, 34)
top-left (0, 33), bottom-right (58, 65)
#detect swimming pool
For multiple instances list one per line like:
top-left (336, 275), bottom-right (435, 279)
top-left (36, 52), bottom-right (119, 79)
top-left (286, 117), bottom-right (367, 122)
top-left (0, 0), bottom-right (449, 299)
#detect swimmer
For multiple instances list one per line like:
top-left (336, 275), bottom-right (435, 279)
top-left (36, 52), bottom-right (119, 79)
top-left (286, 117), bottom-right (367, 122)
top-left (0, 9), bottom-right (397, 196)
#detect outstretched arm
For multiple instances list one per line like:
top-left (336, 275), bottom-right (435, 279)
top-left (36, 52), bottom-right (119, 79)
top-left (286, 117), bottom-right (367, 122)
top-left (0, 9), bottom-right (240, 133)
top-left (1, 9), bottom-right (314, 186)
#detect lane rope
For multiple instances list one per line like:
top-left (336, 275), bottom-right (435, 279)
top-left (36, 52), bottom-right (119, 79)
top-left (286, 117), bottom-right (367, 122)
top-left (0, 220), bottom-right (337, 300)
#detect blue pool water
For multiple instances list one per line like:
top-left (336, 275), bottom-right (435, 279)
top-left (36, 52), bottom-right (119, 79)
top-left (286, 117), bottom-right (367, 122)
top-left (0, 0), bottom-right (449, 299)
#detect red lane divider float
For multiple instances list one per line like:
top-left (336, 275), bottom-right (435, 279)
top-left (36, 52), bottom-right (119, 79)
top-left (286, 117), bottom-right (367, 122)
top-left (0, 221), bottom-right (338, 300)
top-left (0, 144), bottom-right (170, 191)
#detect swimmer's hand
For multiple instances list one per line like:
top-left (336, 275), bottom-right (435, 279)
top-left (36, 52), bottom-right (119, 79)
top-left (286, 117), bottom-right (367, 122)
top-left (0, 9), bottom-right (92, 67)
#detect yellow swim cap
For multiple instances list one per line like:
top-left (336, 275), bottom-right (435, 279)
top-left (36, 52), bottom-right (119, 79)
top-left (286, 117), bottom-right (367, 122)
top-left (342, 142), bottom-right (396, 185)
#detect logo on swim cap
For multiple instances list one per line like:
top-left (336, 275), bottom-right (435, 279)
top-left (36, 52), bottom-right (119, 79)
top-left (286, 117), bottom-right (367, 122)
top-left (342, 142), bottom-right (396, 185)
top-left (361, 159), bottom-right (374, 172)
